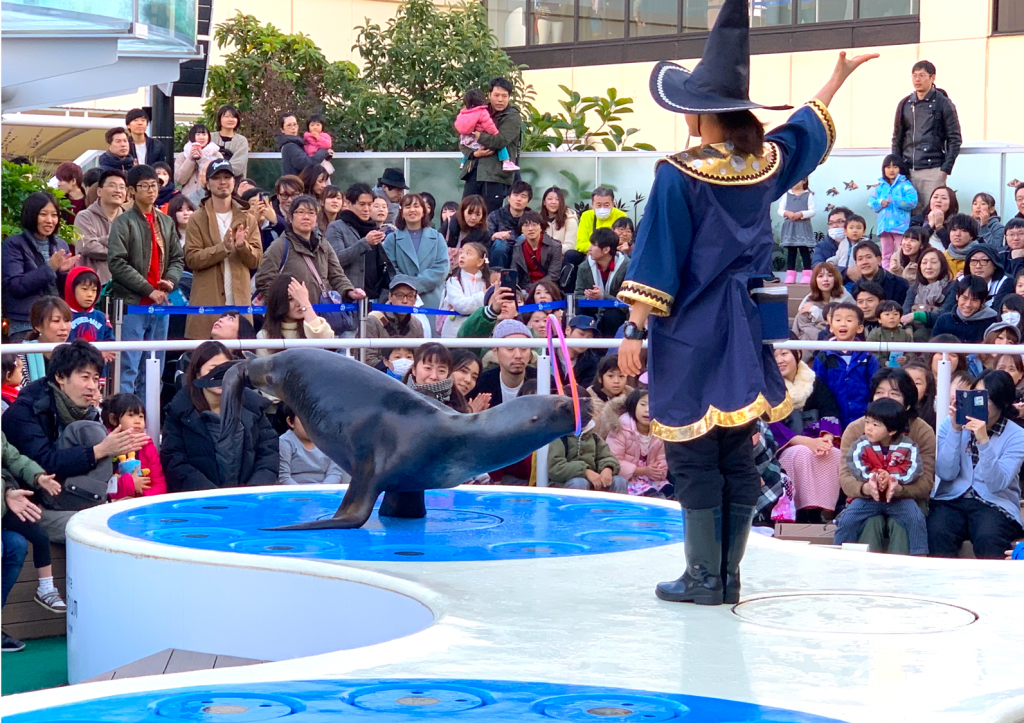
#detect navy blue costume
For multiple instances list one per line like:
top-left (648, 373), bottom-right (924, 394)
top-left (618, 101), bottom-right (837, 442)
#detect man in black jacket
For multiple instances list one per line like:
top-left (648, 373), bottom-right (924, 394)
top-left (469, 319), bottom-right (537, 407)
top-left (1, 341), bottom-right (147, 542)
top-left (125, 108), bottom-right (168, 167)
top-left (847, 240), bottom-right (910, 308)
top-left (891, 60), bottom-right (962, 214)
top-left (97, 127), bottom-right (136, 173)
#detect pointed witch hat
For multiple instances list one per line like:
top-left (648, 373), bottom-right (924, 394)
top-left (650, 0), bottom-right (792, 113)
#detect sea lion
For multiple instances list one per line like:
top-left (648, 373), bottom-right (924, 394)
top-left (220, 348), bottom-right (577, 530)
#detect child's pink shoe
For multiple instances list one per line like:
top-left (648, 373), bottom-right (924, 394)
top-left (784, 269), bottom-right (797, 284)
top-left (800, 269), bottom-right (812, 284)
top-left (502, 160), bottom-right (520, 172)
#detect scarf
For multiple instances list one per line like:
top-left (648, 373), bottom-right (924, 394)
top-left (912, 278), bottom-right (949, 311)
top-left (955, 305), bottom-right (997, 324)
top-left (49, 382), bottom-right (96, 427)
top-left (286, 227), bottom-right (320, 253)
top-left (785, 362), bottom-right (817, 410)
top-left (946, 243), bottom-right (974, 261)
top-left (406, 375), bottom-right (453, 404)
top-left (339, 210), bottom-right (378, 239)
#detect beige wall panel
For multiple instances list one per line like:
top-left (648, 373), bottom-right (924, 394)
top-left (913, 39), bottom-right (988, 144)
top-left (984, 37), bottom-right (1024, 143)
top-left (919, 0), bottom-right (990, 43)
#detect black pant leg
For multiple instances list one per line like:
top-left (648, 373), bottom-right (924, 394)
top-left (481, 182), bottom-right (510, 215)
top-left (716, 423), bottom-right (761, 508)
top-left (1, 511), bottom-right (52, 568)
top-left (665, 431), bottom-right (726, 510)
top-left (964, 498), bottom-right (1024, 559)
top-left (462, 167), bottom-right (481, 199)
top-left (926, 499), bottom-right (968, 557)
top-left (799, 247), bottom-right (813, 270)
top-left (786, 247), bottom-right (798, 271)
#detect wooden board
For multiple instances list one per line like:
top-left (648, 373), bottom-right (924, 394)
top-left (84, 649), bottom-right (266, 683)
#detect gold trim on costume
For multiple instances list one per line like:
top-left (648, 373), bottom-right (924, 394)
top-left (651, 393), bottom-right (794, 442)
top-left (617, 281), bottom-right (673, 317)
top-left (659, 142), bottom-right (781, 186)
top-left (805, 99), bottom-right (837, 165)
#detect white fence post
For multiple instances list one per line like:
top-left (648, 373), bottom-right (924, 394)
top-left (536, 352), bottom-right (551, 488)
top-left (936, 354), bottom-right (952, 431)
top-left (145, 352), bottom-right (161, 447)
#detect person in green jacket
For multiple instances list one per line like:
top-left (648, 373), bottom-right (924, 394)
top-left (547, 401), bottom-right (627, 493)
top-left (459, 78), bottom-right (523, 215)
top-left (107, 164), bottom-right (184, 397)
top-left (457, 283), bottom-right (535, 356)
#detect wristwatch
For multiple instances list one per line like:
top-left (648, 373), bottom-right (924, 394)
top-left (622, 321), bottom-right (647, 340)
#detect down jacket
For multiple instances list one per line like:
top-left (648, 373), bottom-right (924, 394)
top-left (547, 430), bottom-right (620, 487)
top-left (601, 399), bottom-right (668, 483)
top-left (0, 231), bottom-right (70, 324)
top-left (868, 174), bottom-right (918, 235)
top-left (160, 387), bottom-right (278, 492)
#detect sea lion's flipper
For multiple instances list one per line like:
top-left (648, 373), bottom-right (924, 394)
top-left (379, 491), bottom-right (427, 519)
top-left (262, 467), bottom-right (380, 531)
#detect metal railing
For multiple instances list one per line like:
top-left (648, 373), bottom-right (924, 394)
top-left (2, 334), bottom-right (984, 488)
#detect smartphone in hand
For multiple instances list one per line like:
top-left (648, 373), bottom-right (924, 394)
top-left (955, 389), bottom-right (988, 425)
top-left (500, 269), bottom-right (518, 291)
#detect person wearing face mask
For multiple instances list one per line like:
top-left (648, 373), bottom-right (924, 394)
top-left (812, 207), bottom-right (852, 268)
top-left (161, 342), bottom-right (279, 492)
top-left (364, 276), bottom-right (424, 369)
top-left (575, 187), bottom-right (628, 254)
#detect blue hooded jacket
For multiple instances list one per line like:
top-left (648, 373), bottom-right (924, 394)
top-left (867, 174), bottom-right (918, 235)
top-left (812, 349), bottom-right (879, 429)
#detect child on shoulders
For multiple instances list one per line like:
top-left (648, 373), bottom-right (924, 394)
top-left (834, 398), bottom-right (927, 555)
top-left (278, 404), bottom-right (347, 485)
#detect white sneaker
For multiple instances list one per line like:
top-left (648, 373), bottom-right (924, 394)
top-left (35, 589), bottom-right (66, 614)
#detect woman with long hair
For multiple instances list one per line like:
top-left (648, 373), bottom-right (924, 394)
top-left (902, 246), bottom-right (954, 341)
top-left (318, 184), bottom-right (345, 233)
top-left (919, 186), bottom-right (959, 250)
top-left (446, 194), bottom-right (491, 262)
top-left (525, 278), bottom-right (565, 324)
top-left (903, 360), bottom-right (937, 429)
top-left (540, 186), bottom-right (579, 254)
top-left (382, 193), bottom-right (450, 311)
top-left (791, 262), bottom-right (851, 353)
top-left (209, 103), bottom-right (250, 178)
top-left (255, 274), bottom-right (334, 355)
top-left (19, 296), bottom-right (72, 384)
top-left (300, 165), bottom-right (330, 201)
top-left (889, 226), bottom-right (928, 282)
top-left (161, 341), bottom-right (279, 492)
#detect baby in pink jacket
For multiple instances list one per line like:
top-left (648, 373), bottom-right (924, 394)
top-left (455, 89), bottom-right (518, 172)
top-left (303, 114), bottom-right (335, 174)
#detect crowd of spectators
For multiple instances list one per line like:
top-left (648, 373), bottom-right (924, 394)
top-left (2, 63), bottom-right (1023, 652)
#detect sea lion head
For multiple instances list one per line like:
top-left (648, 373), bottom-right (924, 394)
top-left (470, 394), bottom-right (579, 470)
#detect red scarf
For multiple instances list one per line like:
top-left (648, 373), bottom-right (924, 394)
top-left (596, 256), bottom-right (616, 286)
top-left (139, 212), bottom-right (162, 306)
top-left (523, 237), bottom-right (545, 283)
top-left (1, 384), bottom-right (18, 406)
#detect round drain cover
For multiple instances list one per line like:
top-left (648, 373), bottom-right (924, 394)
top-left (733, 593), bottom-right (978, 634)
top-left (145, 527), bottom-right (245, 545)
top-left (345, 684), bottom-right (492, 713)
top-left (228, 538), bottom-right (338, 556)
top-left (152, 693), bottom-right (304, 721)
top-left (488, 541), bottom-right (588, 558)
top-left (578, 530), bottom-right (673, 546)
top-left (532, 694), bottom-right (687, 721)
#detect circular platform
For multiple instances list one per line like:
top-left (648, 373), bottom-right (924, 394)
top-left (106, 489), bottom-right (685, 562)
top-left (732, 593), bottom-right (978, 634)
top-left (3, 679), bottom-right (846, 723)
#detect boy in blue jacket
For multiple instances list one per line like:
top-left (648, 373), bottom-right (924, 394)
top-left (65, 267), bottom-right (115, 363)
top-left (812, 302), bottom-right (879, 429)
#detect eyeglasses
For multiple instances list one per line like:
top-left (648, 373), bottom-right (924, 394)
top-left (827, 219), bottom-right (846, 228)
top-left (291, 208), bottom-right (317, 217)
top-left (968, 258), bottom-right (994, 266)
top-left (391, 292), bottom-right (416, 302)
top-left (278, 191), bottom-right (298, 200)
top-left (135, 182), bottom-right (159, 192)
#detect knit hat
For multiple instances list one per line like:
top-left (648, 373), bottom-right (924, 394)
top-left (492, 319), bottom-right (532, 339)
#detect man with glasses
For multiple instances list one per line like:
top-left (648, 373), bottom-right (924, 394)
top-left (811, 206), bottom-right (853, 268)
top-left (363, 275), bottom-right (424, 369)
top-left (1001, 219), bottom-right (1024, 280)
top-left (964, 245), bottom-right (1012, 308)
top-left (257, 175), bottom-right (304, 250)
top-left (107, 165), bottom-right (184, 395)
top-left (74, 170), bottom-right (127, 284)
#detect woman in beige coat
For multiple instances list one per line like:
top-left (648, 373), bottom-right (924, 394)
top-left (183, 187), bottom-right (262, 340)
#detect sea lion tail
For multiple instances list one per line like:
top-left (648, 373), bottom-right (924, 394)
top-left (219, 358), bottom-right (249, 442)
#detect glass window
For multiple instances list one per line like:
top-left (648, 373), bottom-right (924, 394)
top-left (796, 0), bottom-right (851, 22)
top-left (631, 0), bottom-right (679, 37)
top-left (859, 0), bottom-right (918, 18)
top-left (581, 0), bottom-right (625, 41)
top-left (490, 0), bottom-right (527, 47)
top-left (534, 0), bottom-right (574, 44)
top-left (751, 0), bottom-right (793, 26)
top-left (995, 0), bottom-right (1024, 32)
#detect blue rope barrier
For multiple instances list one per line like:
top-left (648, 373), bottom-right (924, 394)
top-left (518, 300), bottom-right (567, 314)
top-left (371, 303), bottom-right (457, 317)
top-left (576, 299), bottom-right (628, 309)
top-left (125, 303), bottom-right (358, 315)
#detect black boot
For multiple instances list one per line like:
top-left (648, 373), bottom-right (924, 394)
top-left (655, 507), bottom-right (723, 605)
top-left (722, 503), bottom-right (756, 605)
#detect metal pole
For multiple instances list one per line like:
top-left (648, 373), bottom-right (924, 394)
top-left (144, 352), bottom-right (161, 448)
top-left (536, 353), bottom-right (552, 488)
top-left (566, 293), bottom-right (576, 319)
top-left (113, 300), bottom-right (124, 394)
top-left (358, 297), bottom-right (368, 364)
top-left (150, 85), bottom-right (175, 165)
top-left (936, 354), bottom-right (952, 432)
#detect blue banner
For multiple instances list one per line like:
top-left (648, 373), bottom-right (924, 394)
top-left (576, 299), bottom-right (628, 309)
top-left (125, 303), bottom-right (358, 316)
top-left (518, 300), bottom-right (568, 314)
top-left (371, 303), bottom-right (455, 317)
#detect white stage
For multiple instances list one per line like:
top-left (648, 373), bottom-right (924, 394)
top-left (2, 486), bottom-right (1023, 723)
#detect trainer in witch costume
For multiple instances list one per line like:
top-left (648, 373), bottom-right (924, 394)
top-left (617, 0), bottom-right (876, 606)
